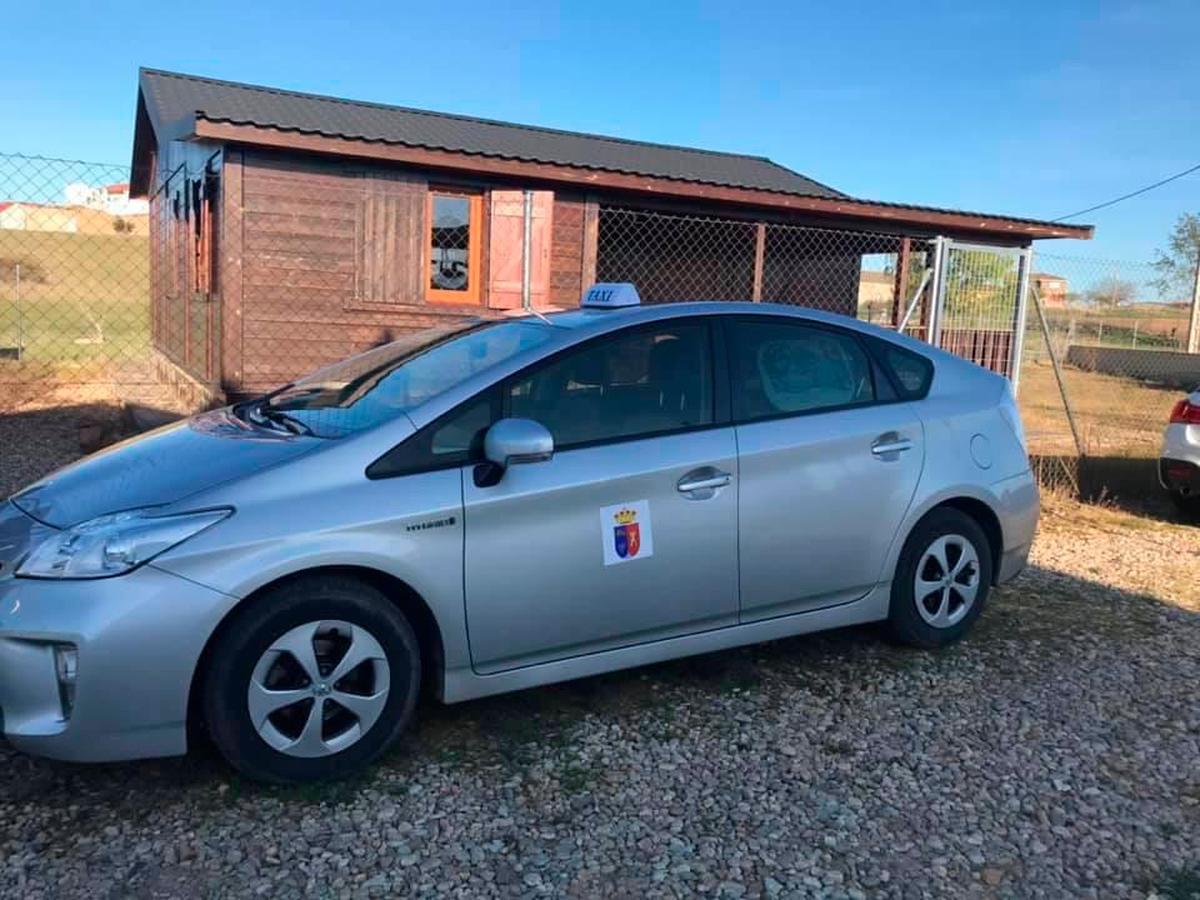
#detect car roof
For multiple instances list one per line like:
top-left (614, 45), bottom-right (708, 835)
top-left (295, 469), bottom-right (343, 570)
top-left (538, 301), bottom-right (940, 358)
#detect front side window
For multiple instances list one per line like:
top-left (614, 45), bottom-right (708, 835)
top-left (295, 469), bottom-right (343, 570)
top-left (250, 320), bottom-right (553, 438)
top-left (509, 322), bottom-right (713, 448)
top-left (428, 191), bottom-right (482, 304)
top-left (728, 319), bottom-right (874, 422)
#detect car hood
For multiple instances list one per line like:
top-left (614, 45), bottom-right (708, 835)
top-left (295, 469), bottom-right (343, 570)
top-left (11, 409), bottom-right (324, 528)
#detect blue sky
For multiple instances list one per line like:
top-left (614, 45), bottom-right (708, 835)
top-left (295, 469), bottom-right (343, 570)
top-left (2, 0), bottom-right (1197, 262)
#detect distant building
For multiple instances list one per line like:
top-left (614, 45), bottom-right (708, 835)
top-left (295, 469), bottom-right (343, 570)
top-left (0, 199), bottom-right (147, 235)
top-left (1032, 272), bottom-right (1069, 307)
top-left (63, 181), bottom-right (149, 216)
top-left (0, 201), bottom-right (78, 232)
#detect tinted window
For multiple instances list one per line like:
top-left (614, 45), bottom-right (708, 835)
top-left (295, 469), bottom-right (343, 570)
top-left (879, 343), bottom-right (934, 399)
top-left (509, 323), bottom-right (713, 448)
top-left (257, 320), bottom-right (554, 438)
top-left (367, 392), bottom-right (498, 478)
top-left (728, 319), bottom-right (874, 421)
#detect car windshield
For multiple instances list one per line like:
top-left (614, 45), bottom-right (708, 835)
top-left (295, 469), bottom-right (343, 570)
top-left (246, 319), bottom-right (556, 438)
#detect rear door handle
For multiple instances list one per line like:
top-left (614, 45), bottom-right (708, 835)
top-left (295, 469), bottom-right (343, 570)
top-left (677, 467), bottom-right (732, 496)
top-left (871, 436), bottom-right (913, 456)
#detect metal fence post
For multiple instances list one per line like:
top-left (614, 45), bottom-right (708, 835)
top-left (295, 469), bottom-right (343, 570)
top-left (15, 262), bottom-right (23, 361)
top-left (1188, 246), bottom-right (1200, 354)
top-left (927, 237), bottom-right (949, 348)
top-left (1030, 283), bottom-right (1086, 477)
top-left (1010, 247), bottom-right (1032, 392)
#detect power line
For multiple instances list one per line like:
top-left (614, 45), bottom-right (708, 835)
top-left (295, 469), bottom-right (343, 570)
top-left (1053, 161), bottom-right (1200, 222)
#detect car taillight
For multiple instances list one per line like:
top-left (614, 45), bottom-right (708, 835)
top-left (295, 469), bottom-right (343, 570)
top-left (1170, 399), bottom-right (1200, 425)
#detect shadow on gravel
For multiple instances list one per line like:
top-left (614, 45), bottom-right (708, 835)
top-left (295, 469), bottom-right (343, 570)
top-left (1, 561), bottom-right (1195, 811)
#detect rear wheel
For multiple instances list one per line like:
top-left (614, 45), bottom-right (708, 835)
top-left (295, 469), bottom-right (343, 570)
top-left (202, 574), bottom-right (421, 783)
top-left (887, 508), bottom-right (993, 648)
top-left (1169, 491), bottom-right (1200, 523)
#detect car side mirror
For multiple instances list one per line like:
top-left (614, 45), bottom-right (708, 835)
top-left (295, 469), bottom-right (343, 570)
top-left (475, 418), bottom-right (554, 487)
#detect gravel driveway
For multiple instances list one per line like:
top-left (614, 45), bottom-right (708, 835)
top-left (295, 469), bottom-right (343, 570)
top-left (1, 417), bottom-right (1197, 899)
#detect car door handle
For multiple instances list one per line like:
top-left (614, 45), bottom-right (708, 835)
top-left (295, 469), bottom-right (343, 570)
top-left (677, 469), bottom-right (732, 494)
top-left (871, 436), bottom-right (913, 456)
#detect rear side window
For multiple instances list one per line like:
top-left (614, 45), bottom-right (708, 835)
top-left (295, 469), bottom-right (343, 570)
top-left (876, 341), bottom-right (934, 400)
top-left (727, 319), bottom-right (874, 421)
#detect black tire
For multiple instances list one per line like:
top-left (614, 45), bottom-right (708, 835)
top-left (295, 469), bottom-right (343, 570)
top-left (886, 508), bottom-right (994, 649)
top-left (202, 574), bottom-right (421, 784)
top-left (1169, 491), bottom-right (1200, 523)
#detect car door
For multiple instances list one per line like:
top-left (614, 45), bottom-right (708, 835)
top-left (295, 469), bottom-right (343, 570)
top-left (462, 318), bottom-right (739, 674)
top-left (726, 316), bottom-right (925, 622)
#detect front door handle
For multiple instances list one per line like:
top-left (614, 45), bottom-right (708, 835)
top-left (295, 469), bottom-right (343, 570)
top-left (677, 467), bottom-right (732, 497)
top-left (871, 434), bottom-right (914, 457)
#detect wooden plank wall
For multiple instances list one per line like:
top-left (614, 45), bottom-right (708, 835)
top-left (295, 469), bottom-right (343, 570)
top-left (228, 151), bottom-right (486, 394)
top-left (550, 192), bottom-right (586, 307)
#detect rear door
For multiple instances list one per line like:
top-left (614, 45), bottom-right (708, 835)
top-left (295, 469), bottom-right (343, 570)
top-left (462, 318), bottom-right (740, 673)
top-left (726, 316), bottom-right (926, 621)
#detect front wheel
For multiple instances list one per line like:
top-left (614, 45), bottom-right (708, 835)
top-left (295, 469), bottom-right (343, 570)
top-left (887, 508), bottom-right (994, 649)
top-left (202, 574), bottom-right (421, 783)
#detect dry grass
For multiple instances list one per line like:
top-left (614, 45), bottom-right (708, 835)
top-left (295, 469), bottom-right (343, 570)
top-left (1019, 359), bottom-right (1181, 457)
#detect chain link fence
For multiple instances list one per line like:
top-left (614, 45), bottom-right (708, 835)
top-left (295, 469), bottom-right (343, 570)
top-left (0, 153), bottom-right (154, 413)
top-left (1017, 251), bottom-right (1198, 501)
top-left (1, 150), bottom-right (1197, 510)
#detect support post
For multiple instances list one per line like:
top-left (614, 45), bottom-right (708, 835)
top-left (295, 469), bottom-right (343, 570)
top-left (521, 189), bottom-right (533, 310)
top-left (1010, 247), bottom-right (1032, 392)
top-left (927, 237), bottom-right (950, 347)
top-left (581, 196), bottom-right (599, 293)
top-left (1031, 283), bottom-right (1085, 460)
top-left (891, 237), bottom-right (911, 327)
top-left (1188, 247), bottom-right (1200, 353)
top-left (752, 223), bottom-right (766, 302)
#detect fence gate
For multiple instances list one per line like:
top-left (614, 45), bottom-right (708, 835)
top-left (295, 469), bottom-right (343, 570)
top-left (929, 238), bottom-right (1032, 386)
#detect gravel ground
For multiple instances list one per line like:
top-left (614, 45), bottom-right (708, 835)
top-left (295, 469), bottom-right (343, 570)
top-left (0, 414), bottom-right (1198, 899)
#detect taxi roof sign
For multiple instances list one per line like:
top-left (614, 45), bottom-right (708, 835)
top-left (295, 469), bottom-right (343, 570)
top-left (582, 282), bottom-right (641, 309)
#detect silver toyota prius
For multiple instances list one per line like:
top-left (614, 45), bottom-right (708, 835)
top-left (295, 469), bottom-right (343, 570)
top-left (0, 285), bottom-right (1038, 782)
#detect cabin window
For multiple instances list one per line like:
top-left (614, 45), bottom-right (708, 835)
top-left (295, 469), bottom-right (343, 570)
top-left (427, 190), bottom-right (482, 304)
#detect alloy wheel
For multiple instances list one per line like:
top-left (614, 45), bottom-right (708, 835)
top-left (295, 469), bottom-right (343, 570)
top-left (247, 620), bottom-right (391, 758)
top-left (913, 534), bottom-right (981, 629)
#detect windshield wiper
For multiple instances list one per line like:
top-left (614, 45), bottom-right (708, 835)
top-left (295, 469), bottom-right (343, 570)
top-left (236, 398), bottom-right (314, 436)
top-left (258, 405), bottom-right (313, 436)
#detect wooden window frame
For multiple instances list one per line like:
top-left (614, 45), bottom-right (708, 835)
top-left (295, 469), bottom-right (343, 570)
top-left (426, 189), bottom-right (484, 305)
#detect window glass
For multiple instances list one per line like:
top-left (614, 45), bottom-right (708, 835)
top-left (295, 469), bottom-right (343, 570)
top-left (367, 394), bottom-right (497, 478)
top-left (255, 320), bottom-right (553, 438)
top-left (729, 320), bottom-right (874, 421)
top-left (430, 195), bottom-right (472, 293)
top-left (880, 343), bottom-right (933, 399)
top-left (430, 398), bottom-right (492, 457)
top-left (509, 323), bottom-right (713, 448)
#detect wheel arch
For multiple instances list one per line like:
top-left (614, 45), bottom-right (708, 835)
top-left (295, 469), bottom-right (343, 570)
top-left (927, 496), bottom-right (1004, 584)
top-left (186, 565), bottom-right (446, 748)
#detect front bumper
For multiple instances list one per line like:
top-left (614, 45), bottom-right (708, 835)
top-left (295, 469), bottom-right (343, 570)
top-left (0, 564), bottom-right (235, 762)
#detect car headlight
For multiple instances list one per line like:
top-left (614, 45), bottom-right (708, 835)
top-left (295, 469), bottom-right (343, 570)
top-left (17, 508), bottom-right (231, 580)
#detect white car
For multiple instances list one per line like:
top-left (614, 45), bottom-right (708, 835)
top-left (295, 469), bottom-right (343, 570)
top-left (1161, 388), bottom-right (1200, 519)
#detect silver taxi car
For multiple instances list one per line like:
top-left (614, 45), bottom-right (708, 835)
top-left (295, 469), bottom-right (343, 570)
top-left (0, 285), bottom-right (1038, 782)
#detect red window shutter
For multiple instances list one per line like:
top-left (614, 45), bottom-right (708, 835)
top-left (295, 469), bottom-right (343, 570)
top-left (487, 190), bottom-right (554, 309)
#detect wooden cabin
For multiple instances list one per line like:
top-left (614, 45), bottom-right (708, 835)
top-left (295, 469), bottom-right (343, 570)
top-left (129, 69), bottom-right (1091, 404)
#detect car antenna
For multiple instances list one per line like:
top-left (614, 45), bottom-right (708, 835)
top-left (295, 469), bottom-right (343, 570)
top-left (525, 306), bottom-right (553, 325)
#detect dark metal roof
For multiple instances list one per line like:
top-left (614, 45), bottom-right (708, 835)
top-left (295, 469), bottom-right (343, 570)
top-left (138, 69), bottom-right (846, 198)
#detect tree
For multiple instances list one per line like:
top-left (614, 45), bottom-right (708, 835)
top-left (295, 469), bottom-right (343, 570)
top-left (1086, 276), bottom-right (1136, 308)
top-left (1151, 212), bottom-right (1200, 302)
